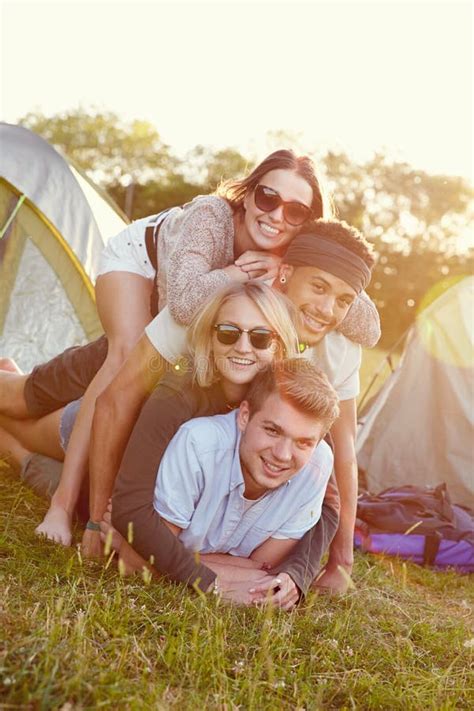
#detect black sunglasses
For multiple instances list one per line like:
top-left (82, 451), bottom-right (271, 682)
top-left (254, 184), bottom-right (313, 226)
top-left (214, 323), bottom-right (277, 350)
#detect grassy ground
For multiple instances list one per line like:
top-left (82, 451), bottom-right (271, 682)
top-left (1, 349), bottom-right (473, 709)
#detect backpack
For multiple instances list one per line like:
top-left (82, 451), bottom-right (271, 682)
top-left (354, 483), bottom-right (474, 573)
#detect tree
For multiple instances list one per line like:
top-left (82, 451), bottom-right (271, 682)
top-left (183, 145), bottom-right (252, 189)
top-left (19, 108), bottom-right (178, 188)
top-left (321, 149), bottom-right (474, 347)
top-left (17, 110), bottom-right (473, 347)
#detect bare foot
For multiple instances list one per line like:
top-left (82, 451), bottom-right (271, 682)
top-left (35, 505), bottom-right (72, 546)
top-left (0, 357), bottom-right (23, 374)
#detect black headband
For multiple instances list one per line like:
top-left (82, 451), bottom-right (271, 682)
top-left (283, 233), bottom-right (372, 293)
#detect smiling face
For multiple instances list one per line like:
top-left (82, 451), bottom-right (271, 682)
top-left (279, 265), bottom-right (358, 346)
top-left (242, 169), bottom-right (313, 252)
top-left (237, 392), bottom-right (324, 500)
top-left (212, 294), bottom-right (278, 400)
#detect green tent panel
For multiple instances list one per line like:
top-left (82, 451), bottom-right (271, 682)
top-left (0, 123), bottom-right (127, 371)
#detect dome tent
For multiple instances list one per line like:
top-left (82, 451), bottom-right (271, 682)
top-left (357, 277), bottom-right (474, 508)
top-left (0, 122), bottom-right (128, 372)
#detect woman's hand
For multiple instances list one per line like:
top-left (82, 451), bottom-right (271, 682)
top-left (214, 572), bottom-right (279, 606)
top-left (207, 566), bottom-right (299, 610)
top-left (81, 528), bottom-right (105, 559)
top-left (249, 572), bottom-right (300, 611)
top-left (222, 264), bottom-right (251, 282)
top-left (234, 252), bottom-right (283, 282)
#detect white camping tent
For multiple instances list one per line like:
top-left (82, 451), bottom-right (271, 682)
top-left (357, 276), bottom-right (474, 508)
top-left (0, 123), bottom-right (128, 371)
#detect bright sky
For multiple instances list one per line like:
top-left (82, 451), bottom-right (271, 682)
top-left (1, 0), bottom-right (472, 180)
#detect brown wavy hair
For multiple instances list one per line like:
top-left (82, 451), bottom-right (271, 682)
top-left (216, 149), bottom-right (333, 220)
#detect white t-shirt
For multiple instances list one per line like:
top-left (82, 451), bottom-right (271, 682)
top-left (145, 306), bottom-right (361, 401)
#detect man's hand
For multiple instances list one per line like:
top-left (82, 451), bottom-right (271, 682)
top-left (312, 562), bottom-right (354, 595)
top-left (81, 528), bottom-right (105, 559)
top-left (249, 572), bottom-right (300, 611)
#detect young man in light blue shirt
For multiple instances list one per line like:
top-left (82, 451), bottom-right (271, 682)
top-left (153, 358), bottom-right (339, 607)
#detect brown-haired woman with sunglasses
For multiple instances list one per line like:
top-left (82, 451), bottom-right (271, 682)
top-left (30, 149), bottom-right (379, 550)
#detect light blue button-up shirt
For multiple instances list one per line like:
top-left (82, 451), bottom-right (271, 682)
top-left (153, 410), bottom-right (333, 557)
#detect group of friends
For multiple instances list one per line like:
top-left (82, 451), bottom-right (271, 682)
top-left (0, 149), bottom-right (378, 609)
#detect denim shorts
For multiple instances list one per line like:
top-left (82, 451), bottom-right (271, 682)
top-left (59, 398), bottom-right (82, 452)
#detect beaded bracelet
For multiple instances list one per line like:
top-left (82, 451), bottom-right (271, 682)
top-left (85, 520), bottom-right (101, 532)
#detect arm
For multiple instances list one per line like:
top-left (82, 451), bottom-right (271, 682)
top-left (314, 398), bottom-right (358, 593)
top-left (337, 290), bottom-right (381, 349)
top-left (111, 384), bottom-right (218, 592)
top-left (166, 199), bottom-right (245, 325)
top-left (267, 473), bottom-right (340, 596)
top-left (200, 553), bottom-right (262, 569)
top-left (251, 537), bottom-right (299, 569)
top-left (81, 334), bottom-right (167, 557)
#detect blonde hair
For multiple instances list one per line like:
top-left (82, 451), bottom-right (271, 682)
top-left (245, 358), bottom-right (340, 435)
top-left (187, 281), bottom-right (300, 388)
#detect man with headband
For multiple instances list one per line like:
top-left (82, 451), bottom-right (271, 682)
top-left (275, 220), bottom-right (374, 593)
top-left (1, 218), bottom-right (375, 599)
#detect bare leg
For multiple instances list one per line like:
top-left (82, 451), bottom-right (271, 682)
top-left (0, 358), bottom-right (30, 419)
top-left (0, 408), bottom-right (67, 543)
top-left (0, 424), bottom-right (31, 472)
top-left (36, 272), bottom-right (153, 547)
top-left (0, 411), bottom-right (64, 461)
top-left (0, 357), bottom-right (22, 374)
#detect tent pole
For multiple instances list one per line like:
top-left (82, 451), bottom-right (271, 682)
top-left (358, 327), bottom-right (412, 412)
top-left (0, 194), bottom-right (25, 240)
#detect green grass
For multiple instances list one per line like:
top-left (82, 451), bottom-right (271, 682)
top-left (1, 468), bottom-right (473, 709)
top-left (1, 350), bottom-right (473, 708)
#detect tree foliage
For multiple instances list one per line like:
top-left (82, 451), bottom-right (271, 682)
top-left (19, 108), bottom-right (178, 186)
top-left (321, 149), bottom-right (474, 345)
top-left (19, 109), bottom-right (473, 349)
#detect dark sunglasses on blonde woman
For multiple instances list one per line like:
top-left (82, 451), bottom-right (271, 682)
top-left (254, 184), bottom-right (313, 226)
top-left (214, 324), bottom-right (277, 350)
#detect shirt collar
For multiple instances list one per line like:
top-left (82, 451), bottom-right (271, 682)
top-left (229, 414), bottom-right (245, 492)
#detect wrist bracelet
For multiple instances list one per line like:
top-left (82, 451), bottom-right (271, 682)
top-left (86, 520), bottom-right (101, 532)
